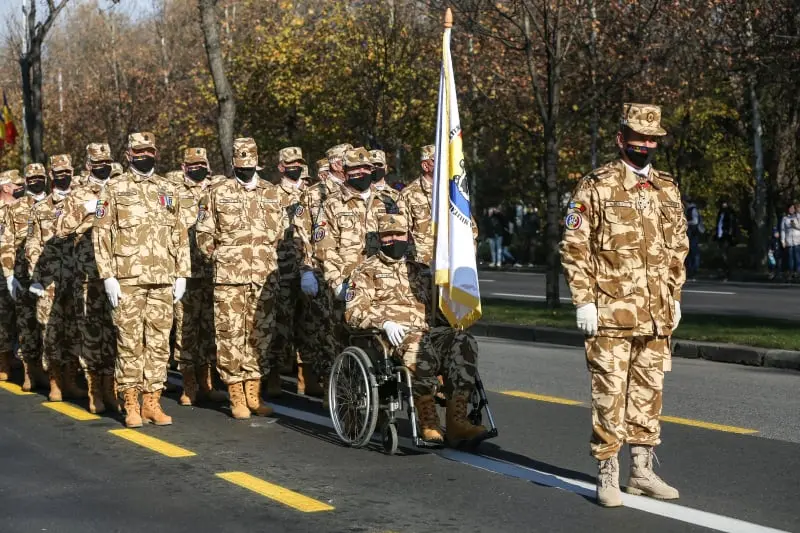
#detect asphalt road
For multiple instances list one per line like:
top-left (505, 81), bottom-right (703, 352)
top-left (479, 270), bottom-right (800, 320)
top-left (1, 339), bottom-right (798, 533)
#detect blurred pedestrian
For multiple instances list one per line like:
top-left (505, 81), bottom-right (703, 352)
top-left (684, 197), bottom-right (703, 280)
top-left (487, 208), bottom-right (506, 267)
top-left (713, 199), bottom-right (737, 281)
top-left (520, 206), bottom-right (540, 267)
top-left (779, 203), bottom-right (800, 279)
top-left (768, 226), bottom-right (783, 280)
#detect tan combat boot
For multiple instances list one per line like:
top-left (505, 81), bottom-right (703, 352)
top-left (85, 372), bottom-right (106, 414)
top-left (228, 382), bottom-right (251, 419)
top-left (0, 351), bottom-right (12, 381)
top-left (179, 367), bottom-right (197, 406)
top-left (597, 455), bottom-right (623, 507)
top-left (244, 379), bottom-right (273, 416)
top-left (625, 445), bottom-right (680, 500)
top-left (264, 369), bottom-right (282, 398)
top-left (414, 394), bottom-right (444, 445)
top-left (102, 375), bottom-right (120, 413)
top-left (298, 363), bottom-right (324, 397)
top-left (141, 390), bottom-right (173, 426)
top-left (62, 361), bottom-right (87, 399)
top-left (122, 388), bottom-right (143, 428)
top-left (445, 390), bottom-right (489, 446)
top-left (48, 365), bottom-right (64, 402)
top-left (197, 364), bottom-right (226, 403)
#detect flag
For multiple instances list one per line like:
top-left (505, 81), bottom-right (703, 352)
top-left (2, 92), bottom-right (17, 149)
top-left (431, 12), bottom-right (481, 329)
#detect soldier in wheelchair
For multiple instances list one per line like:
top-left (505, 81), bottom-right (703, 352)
top-left (343, 212), bottom-right (490, 448)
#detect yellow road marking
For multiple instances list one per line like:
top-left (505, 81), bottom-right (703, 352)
top-left (216, 472), bottom-right (334, 513)
top-left (109, 429), bottom-right (196, 458)
top-left (42, 402), bottom-right (100, 421)
top-left (501, 390), bottom-right (584, 406)
top-left (659, 415), bottom-right (759, 435)
top-left (500, 390), bottom-right (760, 435)
top-left (0, 381), bottom-right (34, 395)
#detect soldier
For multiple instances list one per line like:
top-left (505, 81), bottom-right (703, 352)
top-left (2, 165), bottom-right (46, 391)
top-left (345, 213), bottom-right (488, 446)
top-left (365, 149), bottom-right (408, 257)
top-left (0, 170), bottom-right (23, 380)
top-left (315, 158), bottom-right (329, 182)
top-left (172, 147), bottom-right (225, 406)
top-left (265, 147), bottom-right (321, 398)
top-left (94, 132), bottom-right (191, 428)
top-left (196, 137), bottom-right (281, 419)
top-left (560, 103), bottom-right (688, 507)
top-left (110, 162), bottom-right (123, 179)
top-left (400, 145), bottom-right (435, 264)
top-left (58, 143), bottom-right (118, 413)
top-left (26, 155), bottom-right (85, 402)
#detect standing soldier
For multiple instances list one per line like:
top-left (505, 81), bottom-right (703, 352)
top-left (58, 143), bottom-right (118, 413)
top-left (173, 148), bottom-right (225, 406)
top-left (265, 147), bottom-right (320, 398)
top-left (365, 149), bottom-right (408, 257)
top-left (560, 103), bottom-right (688, 508)
top-left (26, 155), bottom-right (85, 402)
top-left (0, 170), bottom-right (24, 380)
top-left (196, 137), bottom-right (281, 419)
top-left (400, 145), bottom-right (435, 264)
top-left (2, 165), bottom-right (46, 391)
top-left (94, 132), bottom-right (191, 428)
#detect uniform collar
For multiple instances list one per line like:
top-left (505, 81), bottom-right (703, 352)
top-left (620, 160), bottom-right (659, 191)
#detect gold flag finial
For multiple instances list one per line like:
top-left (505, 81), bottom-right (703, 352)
top-left (444, 7), bottom-right (453, 28)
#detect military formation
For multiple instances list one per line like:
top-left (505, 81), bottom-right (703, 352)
top-left (0, 131), bottom-right (488, 448)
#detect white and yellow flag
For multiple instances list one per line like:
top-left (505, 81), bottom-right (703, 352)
top-left (432, 12), bottom-right (481, 329)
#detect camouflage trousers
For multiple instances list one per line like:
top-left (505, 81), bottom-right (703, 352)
top-left (397, 326), bottom-right (479, 396)
top-left (585, 335), bottom-right (670, 460)
top-left (15, 284), bottom-right (41, 362)
top-left (174, 277), bottom-right (215, 371)
top-left (296, 277), bottom-right (338, 379)
top-left (76, 280), bottom-right (116, 375)
top-left (266, 276), bottom-right (303, 371)
top-left (35, 282), bottom-right (81, 372)
top-left (214, 279), bottom-right (277, 385)
top-left (0, 283), bottom-right (16, 356)
top-left (112, 284), bottom-right (173, 393)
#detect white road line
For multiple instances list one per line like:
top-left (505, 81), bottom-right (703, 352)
top-left (683, 290), bottom-right (736, 295)
top-left (166, 375), bottom-right (786, 533)
top-left (478, 279), bottom-right (496, 283)
top-left (489, 292), bottom-right (572, 302)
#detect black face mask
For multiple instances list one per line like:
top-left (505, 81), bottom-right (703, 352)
top-left (130, 155), bottom-right (156, 174)
top-left (624, 144), bottom-right (655, 169)
top-left (347, 174), bottom-right (372, 192)
top-left (284, 167), bottom-right (302, 181)
top-left (234, 167), bottom-right (256, 182)
top-left (371, 168), bottom-right (386, 183)
top-left (381, 240), bottom-right (408, 260)
top-left (53, 174), bottom-right (72, 191)
top-left (91, 165), bottom-right (112, 181)
top-left (12, 187), bottom-right (25, 199)
top-left (187, 167), bottom-right (209, 182)
top-left (27, 180), bottom-right (46, 195)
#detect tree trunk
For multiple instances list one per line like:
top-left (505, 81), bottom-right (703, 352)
top-left (544, 121), bottom-right (561, 309)
top-left (26, 39), bottom-right (45, 164)
top-left (199, 0), bottom-right (236, 176)
top-left (748, 75), bottom-right (767, 270)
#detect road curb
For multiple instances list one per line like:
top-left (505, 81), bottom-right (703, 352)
top-left (473, 322), bottom-right (800, 371)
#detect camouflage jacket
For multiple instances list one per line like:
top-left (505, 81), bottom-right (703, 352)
top-left (195, 177), bottom-right (283, 286)
top-left (364, 184), bottom-right (410, 258)
top-left (93, 172), bottom-right (191, 285)
top-left (58, 180), bottom-right (108, 282)
top-left (177, 176), bottom-right (217, 279)
top-left (559, 159), bottom-right (689, 337)
top-left (399, 176), bottom-right (433, 264)
top-left (1, 196), bottom-right (37, 281)
top-left (297, 178), bottom-right (343, 275)
top-left (345, 253), bottom-right (430, 331)
top-left (27, 194), bottom-right (76, 287)
top-left (276, 180), bottom-right (306, 280)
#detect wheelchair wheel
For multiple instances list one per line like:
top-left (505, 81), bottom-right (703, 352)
top-left (329, 346), bottom-right (379, 448)
top-left (381, 422), bottom-right (399, 455)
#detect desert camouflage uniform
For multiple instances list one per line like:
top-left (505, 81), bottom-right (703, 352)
top-left (94, 150), bottom-right (191, 394)
top-left (58, 177), bottom-right (116, 376)
top-left (0, 174), bottom-right (19, 359)
top-left (196, 166), bottom-right (283, 385)
top-left (27, 193), bottom-right (80, 371)
top-left (1, 194), bottom-right (41, 363)
top-left (560, 158), bottom-right (689, 460)
top-left (399, 176), bottom-right (433, 264)
top-left (365, 183), bottom-right (408, 258)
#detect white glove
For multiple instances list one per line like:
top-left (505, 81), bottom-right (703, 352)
top-left (335, 282), bottom-right (347, 301)
top-left (83, 199), bottom-right (98, 215)
top-left (6, 276), bottom-right (21, 300)
top-left (382, 321), bottom-right (408, 347)
top-left (300, 271), bottom-right (318, 297)
top-left (576, 303), bottom-right (598, 336)
top-left (673, 301), bottom-right (682, 331)
top-left (104, 277), bottom-right (122, 309)
top-left (28, 282), bottom-right (44, 297)
top-left (173, 277), bottom-right (186, 303)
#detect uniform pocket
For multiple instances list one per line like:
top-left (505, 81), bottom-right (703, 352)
top-left (217, 199), bottom-right (243, 231)
top-left (596, 278), bottom-right (637, 329)
top-left (601, 204), bottom-right (640, 251)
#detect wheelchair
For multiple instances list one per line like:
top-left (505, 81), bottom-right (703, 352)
top-left (327, 328), bottom-right (498, 455)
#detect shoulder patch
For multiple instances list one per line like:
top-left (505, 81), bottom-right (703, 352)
top-left (565, 212), bottom-right (582, 230)
top-left (96, 200), bottom-right (108, 219)
top-left (656, 170), bottom-right (675, 182)
top-left (345, 288), bottom-right (355, 302)
top-left (312, 226), bottom-right (325, 242)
